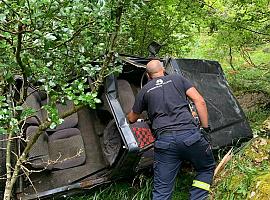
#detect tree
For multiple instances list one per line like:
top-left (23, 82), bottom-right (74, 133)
top-left (199, 0), bottom-right (270, 65)
top-left (117, 0), bottom-right (205, 57)
top-left (0, 0), bottom-right (137, 199)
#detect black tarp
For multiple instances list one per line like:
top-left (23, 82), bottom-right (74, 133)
top-left (171, 59), bottom-right (253, 149)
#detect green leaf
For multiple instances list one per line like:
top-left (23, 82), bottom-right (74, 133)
top-left (0, 13), bottom-right (6, 22)
top-left (15, 106), bottom-right (24, 111)
top-left (50, 122), bottom-right (57, 129)
top-left (45, 33), bottom-right (57, 41)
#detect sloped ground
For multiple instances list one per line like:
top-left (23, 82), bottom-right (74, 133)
top-left (236, 92), bottom-right (269, 112)
top-left (212, 137), bottom-right (270, 200)
top-left (212, 92), bottom-right (270, 200)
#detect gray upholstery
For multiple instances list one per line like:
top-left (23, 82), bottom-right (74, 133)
top-left (48, 128), bottom-right (80, 141)
top-left (117, 79), bottom-right (135, 114)
top-left (23, 87), bottom-right (78, 129)
top-left (23, 88), bottom-right (45, 125)
top-left (26, 126), bottom-right (50, 169)
top-left (48, 128), bottom-right (85, 170)
top-left (101, 120), bottom-right (121, 166)
top-left (26, 127), bottom-right (86, 170)
top-left (24, 87), bottom-right (84, 170)
top-left (117, 80), bottom-right (149, 120)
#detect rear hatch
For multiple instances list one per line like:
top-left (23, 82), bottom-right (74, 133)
top-left (167, 58), bottom-right (253, 149)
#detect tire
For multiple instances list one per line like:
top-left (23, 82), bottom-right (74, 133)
top-left (0, 134), bottom-right (7, 197)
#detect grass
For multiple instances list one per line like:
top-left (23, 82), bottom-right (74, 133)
top-left (246, 107), bottom-right (270, 132)
top-left (213, 138), bottom-right (270, 200)
top-left (68, 171), bottom-right (194, 200)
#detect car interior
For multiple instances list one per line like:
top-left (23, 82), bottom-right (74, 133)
top-left (20, 60), bottom-right (150, 196)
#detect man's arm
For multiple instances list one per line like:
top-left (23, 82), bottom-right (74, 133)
top-left (127, 111), bottom-right (140, 123)
top-left (186, 87), bottom-right (208, 128)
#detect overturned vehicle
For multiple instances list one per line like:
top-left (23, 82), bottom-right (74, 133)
top-left (0, 53), bottom-right (252, 199)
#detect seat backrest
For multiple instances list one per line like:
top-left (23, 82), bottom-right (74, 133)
top-left (26, 126), bottom-right (50, 169)
top-left (23, 88), bottom-right (45, 125)
top-left (48, 128), bottom-right (86, 169)
top-left (117, 79), bottom-right (135, 114)
top-left (27, 126), bottom-right (86, 170)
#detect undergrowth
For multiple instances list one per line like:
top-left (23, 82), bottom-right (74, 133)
top-left (213, 138), bottom-right (270, 200)
top-left (246, 107), bottom-right (270, 132)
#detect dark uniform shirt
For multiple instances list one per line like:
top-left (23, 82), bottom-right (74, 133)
top-left (132, 74), bottom-right (197, 134)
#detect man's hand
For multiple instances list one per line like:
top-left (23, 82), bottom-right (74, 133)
top-left (127, 111), bottom-right (140, 123)
top-left (200, 126), bottom-right (212, 143)
top-left (202, 126), bottom-right (211, 133)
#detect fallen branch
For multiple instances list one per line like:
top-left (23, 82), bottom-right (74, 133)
top-left (214, 148), bottom-right (233, 177)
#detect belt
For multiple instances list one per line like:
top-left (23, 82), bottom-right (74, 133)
top-left (155, 129), bottom-right (199, 137)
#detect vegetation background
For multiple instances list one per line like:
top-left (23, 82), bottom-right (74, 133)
top-left (0, 0), bottom-right (269, 199)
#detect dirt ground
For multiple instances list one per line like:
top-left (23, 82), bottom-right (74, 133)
top-left (236, 92), bottom-right (269, 112)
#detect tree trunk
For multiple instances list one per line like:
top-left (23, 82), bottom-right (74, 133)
top-left (229, 47), bottom-right (236, 71)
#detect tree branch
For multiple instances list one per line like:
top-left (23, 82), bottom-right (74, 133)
top-left (26, 0), bottom-right (34, 26)
top-left (0, 0), bottom-right (20, 16)
top-left (0, 27), bottom-right (17, 34)
top-left (54, 22), bottom-right (94, 48)
top-left (229, 47), bottom-right (236, 71)
top-left (94, 1), bottom-right (124, 90)
top-left (5, 130), bottom-right (12, 189)
top-left (0, 26), bottom-right (33, 35)
top-left (15, 24), bottom-right (28, 101)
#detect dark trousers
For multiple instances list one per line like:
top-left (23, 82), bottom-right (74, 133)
top-left (152, 129), bottom-right (216, 200)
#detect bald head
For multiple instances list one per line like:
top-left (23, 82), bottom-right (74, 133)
top-left (146, 60), bottom-right (165, 79)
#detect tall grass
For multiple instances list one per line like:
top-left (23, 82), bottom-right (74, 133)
top-left (70, 171), bottom-right (194, 200)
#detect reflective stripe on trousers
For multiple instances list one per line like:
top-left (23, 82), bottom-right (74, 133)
top-left (152, 129), bottom-right (216, 200)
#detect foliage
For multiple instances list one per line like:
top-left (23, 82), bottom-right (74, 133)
top-left (117, 0), bottom-right (205, 57)
top-left (213, 138), bottom-right (270, 200)
top-left (0, 0), bottom-right (124, 136)
top-left (200, 0), bottom-right (270, 50)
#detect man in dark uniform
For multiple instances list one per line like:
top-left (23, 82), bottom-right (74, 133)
top-left (127, 60), bottom-right (216, 200)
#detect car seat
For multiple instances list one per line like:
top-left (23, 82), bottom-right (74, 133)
top-left (23, 88), bottom-right (86, 170)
